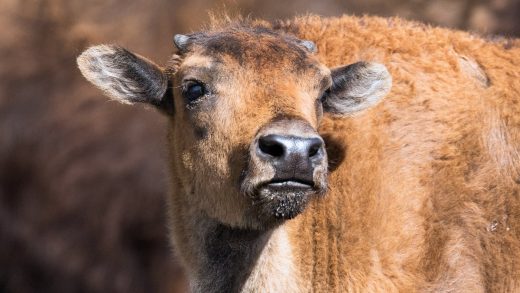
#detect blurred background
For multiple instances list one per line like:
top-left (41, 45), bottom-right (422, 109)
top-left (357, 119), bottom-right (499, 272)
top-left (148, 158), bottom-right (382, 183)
top-left (0, 0), bottom-right (518, 292)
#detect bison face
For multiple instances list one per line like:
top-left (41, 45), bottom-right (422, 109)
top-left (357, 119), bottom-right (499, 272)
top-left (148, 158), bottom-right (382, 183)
top-left (77, 26), bottom-right (391, 229)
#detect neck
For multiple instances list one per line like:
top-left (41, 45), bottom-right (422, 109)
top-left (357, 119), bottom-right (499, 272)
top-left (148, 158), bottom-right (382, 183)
top-left (189, 215), bottom-right (300, 293)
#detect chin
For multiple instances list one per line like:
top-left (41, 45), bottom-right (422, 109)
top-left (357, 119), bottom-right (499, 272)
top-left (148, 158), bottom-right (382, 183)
top-left (247, 180), bottom-right (326, 229)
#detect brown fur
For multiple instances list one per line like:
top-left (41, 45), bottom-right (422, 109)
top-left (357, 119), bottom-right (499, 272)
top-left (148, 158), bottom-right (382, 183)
top-left (280, 15), bottom-right (520, 292)
top-left (79, 15), bottom-right (520, 292)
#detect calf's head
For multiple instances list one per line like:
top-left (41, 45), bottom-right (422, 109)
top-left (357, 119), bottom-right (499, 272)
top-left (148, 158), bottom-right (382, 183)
top-left (77, 25), bottom-right (391, 229)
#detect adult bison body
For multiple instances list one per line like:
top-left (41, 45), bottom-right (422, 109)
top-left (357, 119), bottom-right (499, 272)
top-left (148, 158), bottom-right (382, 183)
top-left (77, 15), bottom-right (520, 292)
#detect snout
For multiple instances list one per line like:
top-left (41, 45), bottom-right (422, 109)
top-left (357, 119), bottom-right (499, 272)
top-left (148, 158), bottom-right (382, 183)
top-left (243, 119), bottom-right (328, 223)
top-left (256, 134), bottom-right (325, 187)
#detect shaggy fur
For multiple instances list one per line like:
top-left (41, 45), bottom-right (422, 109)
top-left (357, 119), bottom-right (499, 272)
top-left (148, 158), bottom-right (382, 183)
top-left (78, 15), bottom-right (520, 292)
top-left (282, 15), bottom-right (520, 292)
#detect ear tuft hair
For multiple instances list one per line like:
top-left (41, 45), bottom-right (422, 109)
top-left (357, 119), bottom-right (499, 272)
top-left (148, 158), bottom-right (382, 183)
top-left (77, 45), bottom-right (168, 106)
top-left (324, 62), bottom-right (392, 115)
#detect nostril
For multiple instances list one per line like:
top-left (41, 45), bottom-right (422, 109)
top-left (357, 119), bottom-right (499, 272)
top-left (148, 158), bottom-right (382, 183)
top-left (308, 138), bottom-right (323, 158)
top-left (258, 135), bottom-right (285, 158)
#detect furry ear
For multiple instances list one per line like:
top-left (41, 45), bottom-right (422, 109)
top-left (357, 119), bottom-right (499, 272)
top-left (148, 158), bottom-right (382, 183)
top-left (323, 62), bottom-right (392, 115)
top-left (77, 45), bottom-right (172, 113)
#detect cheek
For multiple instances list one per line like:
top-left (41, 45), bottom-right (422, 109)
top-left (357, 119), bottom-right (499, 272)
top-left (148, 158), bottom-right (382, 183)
top-left (180, 113), bottom-right (242, 181)
top-left (175, 131), bottom-right (233, 183)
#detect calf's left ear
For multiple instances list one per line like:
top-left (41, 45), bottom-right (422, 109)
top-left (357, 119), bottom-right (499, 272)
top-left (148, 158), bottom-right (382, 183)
top-left (323, 62), bottom-right (392, 115)
top-left (77, 45), bottom-right (172, 113)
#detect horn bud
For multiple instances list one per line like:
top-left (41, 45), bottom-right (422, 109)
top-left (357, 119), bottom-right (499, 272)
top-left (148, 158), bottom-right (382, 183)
top-left (173, 34), bottom-right (190, 51)
top-left (299, 40), bottom-right (317, 53)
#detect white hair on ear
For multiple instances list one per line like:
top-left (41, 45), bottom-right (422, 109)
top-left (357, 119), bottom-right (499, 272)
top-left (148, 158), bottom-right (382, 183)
top-left (77, 45), bottom-right (167, 105)
top-left (324, 62), bottom-right (392, 115)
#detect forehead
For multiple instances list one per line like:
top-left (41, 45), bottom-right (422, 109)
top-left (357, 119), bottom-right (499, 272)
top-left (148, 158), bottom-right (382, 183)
top-left (184, 27), bottom-right (322, 73)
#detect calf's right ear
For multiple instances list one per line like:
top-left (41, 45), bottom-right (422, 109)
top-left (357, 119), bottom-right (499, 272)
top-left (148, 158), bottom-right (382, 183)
top-left (77, 45), bottom-right (173, 114)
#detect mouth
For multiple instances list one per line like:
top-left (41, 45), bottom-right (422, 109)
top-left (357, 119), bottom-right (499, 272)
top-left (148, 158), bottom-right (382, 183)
top-left (263, 178), bottom-right (315, 190)
top-left (248, 177), bottom-right (321, 223)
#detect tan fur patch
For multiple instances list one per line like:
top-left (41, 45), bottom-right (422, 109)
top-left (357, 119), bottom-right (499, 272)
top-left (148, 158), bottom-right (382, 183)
top-left (457, 55), bottom-right (490, 87)
top-left (484, 112), bottom-right (520, 183)
top-left (241, 227), bottom-right (300, 292)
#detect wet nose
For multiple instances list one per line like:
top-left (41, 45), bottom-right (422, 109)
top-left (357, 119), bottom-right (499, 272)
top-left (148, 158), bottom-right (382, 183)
top-left (256, 134), bottom-right (325, 167)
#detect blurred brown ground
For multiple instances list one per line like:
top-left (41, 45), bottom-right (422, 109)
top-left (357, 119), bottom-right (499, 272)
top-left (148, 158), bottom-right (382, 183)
top-left (0, 0), bottom-right (518, 292)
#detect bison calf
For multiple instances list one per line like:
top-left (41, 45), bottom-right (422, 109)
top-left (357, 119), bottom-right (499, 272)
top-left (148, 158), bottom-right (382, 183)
top-left (77, 15), bottom-right (520, 292)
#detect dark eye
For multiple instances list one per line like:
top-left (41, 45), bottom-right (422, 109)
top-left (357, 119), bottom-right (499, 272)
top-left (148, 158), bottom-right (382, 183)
top-left (319, 88), bottom-right (331, 103)
top-left (183, 81), bottom-right (206, 102)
